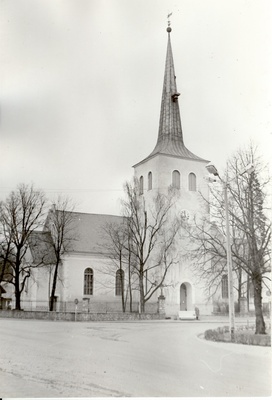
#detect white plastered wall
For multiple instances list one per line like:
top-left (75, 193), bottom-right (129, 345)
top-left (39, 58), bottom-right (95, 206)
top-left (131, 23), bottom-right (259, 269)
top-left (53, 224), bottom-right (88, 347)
top-left (134, 153), bottom-right (213, 315)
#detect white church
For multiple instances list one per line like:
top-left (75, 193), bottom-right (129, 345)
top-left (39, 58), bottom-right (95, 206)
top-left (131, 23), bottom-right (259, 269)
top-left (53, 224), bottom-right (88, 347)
top-left (2, 25), bottom-right (259, 317)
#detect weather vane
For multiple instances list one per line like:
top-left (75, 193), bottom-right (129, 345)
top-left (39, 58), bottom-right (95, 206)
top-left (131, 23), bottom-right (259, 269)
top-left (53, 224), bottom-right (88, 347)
top-left (167, 12), bottom-right (173, 27)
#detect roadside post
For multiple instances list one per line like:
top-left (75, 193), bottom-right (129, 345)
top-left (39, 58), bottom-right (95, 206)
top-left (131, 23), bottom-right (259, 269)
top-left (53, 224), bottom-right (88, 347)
top-left (74, 298), bottom-right (78, 322)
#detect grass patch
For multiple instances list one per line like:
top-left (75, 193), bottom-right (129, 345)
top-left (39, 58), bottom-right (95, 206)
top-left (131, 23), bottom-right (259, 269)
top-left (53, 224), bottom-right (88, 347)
top-left (204, 324), bottom-right (271, 346)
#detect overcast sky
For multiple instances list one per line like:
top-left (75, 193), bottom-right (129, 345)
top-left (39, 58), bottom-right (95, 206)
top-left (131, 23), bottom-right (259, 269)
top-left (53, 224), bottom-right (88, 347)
top-left (1, 0), bottom-right (271, 215)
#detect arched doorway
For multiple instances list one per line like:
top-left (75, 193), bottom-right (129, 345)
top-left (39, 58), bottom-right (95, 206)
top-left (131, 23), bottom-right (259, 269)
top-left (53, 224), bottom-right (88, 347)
top-left (180, 282), bottom-right (193, 311)
top-left (180, 283), bottom-right (187, 311)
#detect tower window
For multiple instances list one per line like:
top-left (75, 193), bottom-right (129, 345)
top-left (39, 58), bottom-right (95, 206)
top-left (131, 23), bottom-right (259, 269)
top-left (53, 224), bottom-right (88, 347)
top-left (172, 170), bottom-right (180, 189)
top-left (84, 268), bottom-right (93, 295)
top-left (188, 173), bottom-right (196, 191)
top-left (221, 274), bottom-right (228, 299)
top-left (139, 176), bottom-right (144, 195)
top-left (148, 172), bottom-right (152, 190)
top-left (115, 269), bottom-right (124, 296)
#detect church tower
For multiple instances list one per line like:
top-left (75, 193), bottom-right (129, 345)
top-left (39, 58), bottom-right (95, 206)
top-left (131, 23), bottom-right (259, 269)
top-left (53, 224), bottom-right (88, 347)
top-left (133, 25), bottom-right (212, 315)
top-left (133, 25), bottom-right (209, 220)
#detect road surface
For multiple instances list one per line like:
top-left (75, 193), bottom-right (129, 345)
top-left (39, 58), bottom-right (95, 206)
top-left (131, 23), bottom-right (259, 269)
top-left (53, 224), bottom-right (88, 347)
top-left (0, 318), bottom-right (271, 397)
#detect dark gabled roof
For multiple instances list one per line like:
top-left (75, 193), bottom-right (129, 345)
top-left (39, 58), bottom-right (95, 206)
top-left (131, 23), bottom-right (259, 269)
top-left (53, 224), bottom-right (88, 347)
top-left (28, 231), bottom-right (57, 265)
top-left (43, 210), bottom-right (124, 256)
top-left (66, 212), bottom-right (124, 254)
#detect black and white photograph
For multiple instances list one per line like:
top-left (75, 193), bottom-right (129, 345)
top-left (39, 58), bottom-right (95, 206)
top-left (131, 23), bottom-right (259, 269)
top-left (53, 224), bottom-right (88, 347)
top-left (0, 0), bottom-right (271, 398)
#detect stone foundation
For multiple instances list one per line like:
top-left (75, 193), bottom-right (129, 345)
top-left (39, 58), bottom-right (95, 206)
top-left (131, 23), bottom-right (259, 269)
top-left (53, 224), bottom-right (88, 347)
top-left (0, 310), bottom-right (165, 322)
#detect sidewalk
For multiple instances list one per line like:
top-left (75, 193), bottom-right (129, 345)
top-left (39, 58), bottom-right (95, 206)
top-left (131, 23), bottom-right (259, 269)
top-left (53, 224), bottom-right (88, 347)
top-left (152, 314), bottom-right (270, 324)
top-left (196, 315), bottom-right (256, 323)
top-left (169, 315), bottom-right (271, 329)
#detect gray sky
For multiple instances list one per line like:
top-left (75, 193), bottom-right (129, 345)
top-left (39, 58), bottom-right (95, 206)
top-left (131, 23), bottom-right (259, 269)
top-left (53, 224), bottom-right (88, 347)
top-left (1, 0), bottom-right (271, 215)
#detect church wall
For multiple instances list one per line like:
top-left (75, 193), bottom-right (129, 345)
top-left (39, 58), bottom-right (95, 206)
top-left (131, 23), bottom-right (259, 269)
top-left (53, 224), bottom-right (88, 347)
top-left (161, 258), bottom-right (214, 316)
top-left (134, 154), bottom-right (209, 218)
top-left (134, 154), bottom-right (213, 316)
top-left (20, 264), bottom-right (56, 310)
top-left (18, 253), bottom-right (125, 311)
top-left (62, 253), bottom-right (117, 302)
top-left (6, 246), bottom-right (141, 312)
top-left (16, 252), bottom-right (121, 310)
top-left (60, 253), bottom-right (142, 312)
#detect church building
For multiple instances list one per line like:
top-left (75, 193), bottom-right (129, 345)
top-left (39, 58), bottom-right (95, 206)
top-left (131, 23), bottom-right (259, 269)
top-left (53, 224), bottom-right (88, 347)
top-left (1, 25), bottom-right (220, 316)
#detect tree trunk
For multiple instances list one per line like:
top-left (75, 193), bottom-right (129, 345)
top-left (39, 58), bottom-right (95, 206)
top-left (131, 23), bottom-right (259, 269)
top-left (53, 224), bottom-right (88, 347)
top-left (15, 287), bottom-right (21, 310)
top-left (14, 263), bottom-right (21, 310)
top-left (127, 244), bottom-right (133, 313)
top-left (50, 259), bottom-right (60, 311)
top-left (128, 257), bottom-right (133, 313)
top-left (253, 275), bottom-right (266, 334)
top-left (139, 271), bottom-right (145, 313)
top-left (246, 275), bottom-right (250, 311)
top-left (121, 270), bottom-right (125, 312)
top-left (237, 267), bottom-right (242, 313)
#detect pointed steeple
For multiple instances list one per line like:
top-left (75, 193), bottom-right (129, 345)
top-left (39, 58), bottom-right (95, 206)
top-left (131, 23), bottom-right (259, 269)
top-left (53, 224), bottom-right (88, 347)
top-left (155, 26), bottom-right (184, 150)
top-left (136, 26), bottom-right (207, 166)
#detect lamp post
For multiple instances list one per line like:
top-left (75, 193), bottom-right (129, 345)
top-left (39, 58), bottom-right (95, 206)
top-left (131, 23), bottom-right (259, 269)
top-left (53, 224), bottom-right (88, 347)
top-left (206, 163), bottom-right (235, 341)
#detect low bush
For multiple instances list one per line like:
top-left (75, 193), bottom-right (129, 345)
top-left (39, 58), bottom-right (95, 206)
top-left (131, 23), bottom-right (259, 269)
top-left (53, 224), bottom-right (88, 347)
top-left (204, 325), bottom-right (271, 346)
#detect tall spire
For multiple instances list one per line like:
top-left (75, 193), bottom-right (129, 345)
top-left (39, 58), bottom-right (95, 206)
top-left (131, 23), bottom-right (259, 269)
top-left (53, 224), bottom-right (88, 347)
top-left (145, 26), bottom-right (206, 162)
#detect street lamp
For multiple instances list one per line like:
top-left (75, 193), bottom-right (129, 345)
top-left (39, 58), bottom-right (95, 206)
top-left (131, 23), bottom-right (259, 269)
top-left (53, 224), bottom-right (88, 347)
top-left (206, 163), bottom-right (235, 341)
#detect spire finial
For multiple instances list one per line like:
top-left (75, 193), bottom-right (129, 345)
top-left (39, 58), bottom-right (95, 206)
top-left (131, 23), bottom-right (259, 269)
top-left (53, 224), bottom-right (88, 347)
top-left (167, 12), bottom-right (172, 32)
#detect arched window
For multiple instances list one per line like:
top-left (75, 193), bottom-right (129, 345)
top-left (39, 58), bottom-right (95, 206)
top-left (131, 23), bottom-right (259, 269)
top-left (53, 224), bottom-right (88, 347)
top-left (115, 269), bottom-right (124, 296)
top-left (139, 176), bottom-right (144, 195)
top-left (172, 170), bottom-right (180, 189)
top-left (221, 274), bottom-right (228, 298)
top-left (84, 268), bottom-right (93, 295)
top-left (148, 171), bottom-right (152, 190)
top-left (188, 173), bottom-right (196, 191)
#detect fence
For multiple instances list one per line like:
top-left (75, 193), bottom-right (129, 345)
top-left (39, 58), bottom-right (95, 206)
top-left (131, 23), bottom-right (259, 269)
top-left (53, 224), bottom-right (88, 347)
top-left (14, 299), bottom-right (159, 314)
top-left (0, 298), bottom-right (163, 322)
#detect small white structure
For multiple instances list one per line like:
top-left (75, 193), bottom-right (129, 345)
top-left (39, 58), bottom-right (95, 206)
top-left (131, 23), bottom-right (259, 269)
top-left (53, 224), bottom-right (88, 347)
top-left (178, 310), bottom-right (196, 320)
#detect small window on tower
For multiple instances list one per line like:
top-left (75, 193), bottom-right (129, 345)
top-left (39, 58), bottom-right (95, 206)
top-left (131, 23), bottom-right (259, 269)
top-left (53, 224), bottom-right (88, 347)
top-left (148, 172), bottom-right (152, 190)
top-left (172, 170), bottom-right (180, 189)
top-left (139, 176), bottom-right (144, 195)
top-left (188, 173), bottom-right (196, 191)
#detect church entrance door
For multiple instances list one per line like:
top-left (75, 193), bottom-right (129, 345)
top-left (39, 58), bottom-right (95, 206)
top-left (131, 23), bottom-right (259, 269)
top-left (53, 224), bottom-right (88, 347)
top-left (180, 283), bottom-right (187, 311)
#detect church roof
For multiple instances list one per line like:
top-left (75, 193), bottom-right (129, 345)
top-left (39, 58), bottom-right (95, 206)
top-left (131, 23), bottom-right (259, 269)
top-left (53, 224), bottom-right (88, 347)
top-left (134, 27), bottom-right (208, 167)
top-left (43, 209), bottom-right (124, 256)
top-left (60, 212), bottom-right (123, 255)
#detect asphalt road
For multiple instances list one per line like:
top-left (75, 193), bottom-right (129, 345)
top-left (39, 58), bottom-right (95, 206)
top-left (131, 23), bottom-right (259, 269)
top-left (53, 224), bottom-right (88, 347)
top-left (0, 318), bottom-right (271, 397)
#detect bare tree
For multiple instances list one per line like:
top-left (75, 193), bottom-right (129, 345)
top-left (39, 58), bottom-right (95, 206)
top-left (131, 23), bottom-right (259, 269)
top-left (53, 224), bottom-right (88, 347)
top-left (0, 184), bottom-right (47, 310)
top-left (0, 226), bottom-right (13, 285)
top-left (120, 178), bottom-right (182, 313)
top-left (184, 144), bottom-right (271, 334)
top-left (44, 196), bottom-right (76, 311)
top-left (102, 220), bottom-right (138, 312)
